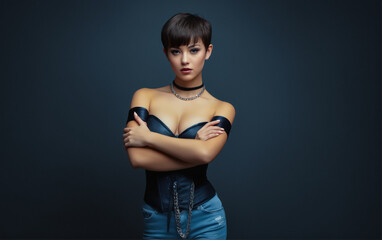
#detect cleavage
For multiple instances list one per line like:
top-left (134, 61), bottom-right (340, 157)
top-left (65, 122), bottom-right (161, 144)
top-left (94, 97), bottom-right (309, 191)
top-left (149, 114), bottom-right (209, 137)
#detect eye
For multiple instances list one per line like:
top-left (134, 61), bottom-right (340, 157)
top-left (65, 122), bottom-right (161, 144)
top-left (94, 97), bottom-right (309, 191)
top-left (170, 49), bottom-right (180, 55)
top-left (190, 48), bottom-right (200, 54)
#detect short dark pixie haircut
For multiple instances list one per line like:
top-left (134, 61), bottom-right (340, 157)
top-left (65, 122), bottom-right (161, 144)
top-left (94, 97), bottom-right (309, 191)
top-left (161, 13), bottom-right (212, 52)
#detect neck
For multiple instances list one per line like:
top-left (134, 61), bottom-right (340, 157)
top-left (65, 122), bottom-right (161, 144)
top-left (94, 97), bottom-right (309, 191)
top-left (173, 72), bottom-right (203, 89)
top-left (172, 74), bottom-right (205, 98)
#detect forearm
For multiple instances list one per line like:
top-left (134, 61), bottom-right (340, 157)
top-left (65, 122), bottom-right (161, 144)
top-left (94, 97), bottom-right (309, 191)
top-left (146, 132), bottom-right (208, 164)
top-left (127, 146), bottom-right (201, 171)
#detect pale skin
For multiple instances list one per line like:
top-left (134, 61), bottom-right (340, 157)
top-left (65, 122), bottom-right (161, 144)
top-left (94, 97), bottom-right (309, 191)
top-left (122, 37), bottom-right (235, 172)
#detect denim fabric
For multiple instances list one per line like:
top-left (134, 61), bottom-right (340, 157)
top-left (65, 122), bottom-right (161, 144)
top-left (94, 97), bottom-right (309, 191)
top-left (142, 193), bottom-right (227, 239)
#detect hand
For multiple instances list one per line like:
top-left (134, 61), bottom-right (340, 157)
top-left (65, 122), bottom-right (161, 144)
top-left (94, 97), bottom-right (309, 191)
top-left (123, 112), bottom-right (151, 149)
top-left (195, 120), bottom-right (225, 141)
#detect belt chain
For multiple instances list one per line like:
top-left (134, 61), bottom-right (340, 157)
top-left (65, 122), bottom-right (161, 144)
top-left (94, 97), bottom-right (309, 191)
top-left (172, 180), bottom-right (195, 239)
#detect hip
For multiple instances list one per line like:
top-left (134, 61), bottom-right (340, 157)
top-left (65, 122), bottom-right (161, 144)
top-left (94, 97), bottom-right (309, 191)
top-left (142, 193), bottom-right (227, 239)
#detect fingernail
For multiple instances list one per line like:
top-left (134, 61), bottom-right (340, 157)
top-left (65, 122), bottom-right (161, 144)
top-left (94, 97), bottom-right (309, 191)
top-left (134, 111), bottom-right (137, 115)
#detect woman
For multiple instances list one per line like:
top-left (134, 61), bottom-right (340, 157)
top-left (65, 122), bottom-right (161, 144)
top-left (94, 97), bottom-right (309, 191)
top-left (122, 12), bottom-right (235, 239)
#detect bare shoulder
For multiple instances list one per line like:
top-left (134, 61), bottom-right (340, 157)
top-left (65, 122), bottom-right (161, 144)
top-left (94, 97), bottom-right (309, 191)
top-left (214, 99), bottom-right (236, 125)
top-left (130, 87), bottom-right (154, 109)
top-left (132, 87), bottom-right (151, 96)
top-left (130, 86), bottom-right (167, 108)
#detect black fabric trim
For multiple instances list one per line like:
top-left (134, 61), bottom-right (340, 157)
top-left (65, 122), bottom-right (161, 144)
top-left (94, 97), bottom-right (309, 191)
top-left (211, 115), bottom-right (232, 137)
top-left (126, 106), bottom-right (149, 125)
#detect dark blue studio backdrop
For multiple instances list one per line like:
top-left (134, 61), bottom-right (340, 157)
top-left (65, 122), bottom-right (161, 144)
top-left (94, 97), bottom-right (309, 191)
top-left (0, 0), bottom-right (380, 239)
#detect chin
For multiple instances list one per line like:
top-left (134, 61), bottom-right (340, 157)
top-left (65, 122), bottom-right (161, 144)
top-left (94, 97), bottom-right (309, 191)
top-left (176, 75), bottom-right (195, 81)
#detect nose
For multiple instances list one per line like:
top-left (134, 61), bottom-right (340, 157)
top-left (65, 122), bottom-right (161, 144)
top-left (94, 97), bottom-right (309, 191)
top-left (181, 53), bottom-right (189, 65)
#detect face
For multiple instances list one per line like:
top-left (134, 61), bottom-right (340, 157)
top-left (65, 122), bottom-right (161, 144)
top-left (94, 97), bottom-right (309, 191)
top-left (164, 38), bottom-right (213, 82)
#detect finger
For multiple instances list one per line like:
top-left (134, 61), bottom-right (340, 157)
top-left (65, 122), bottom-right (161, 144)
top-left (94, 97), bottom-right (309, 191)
top-left (206, 128), bottom-right (224, 134)
top-left (123, 130), bottom-right (132, 138)
top-left (123, 128), bottom-right (131, 133)
top-left (208, 129), bottom-right (224, 137)
top-left (200, 120), bottom-right (220, 130)
top-left (202, 133), bottom-right (218, 141)
top-left (208, 132), bottom-right (220, 138)
top-left (123, 132), bottom-right (130, 139)
top-left (134, 112), bottom-right (144, 126)
top-left (207, 126), bottom-right (225, 131)
top-left (205, 119), bottom-right (221, 126)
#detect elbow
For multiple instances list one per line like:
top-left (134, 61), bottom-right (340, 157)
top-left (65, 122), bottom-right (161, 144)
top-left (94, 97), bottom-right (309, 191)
top-left (129, 157), bottom-right (141, 169)
top-left (127, 148), bottom-right (142, 169)
top-left (130, 160), bottom-right (140, 169)
top-left (200, 149), bottom-right (214, 164)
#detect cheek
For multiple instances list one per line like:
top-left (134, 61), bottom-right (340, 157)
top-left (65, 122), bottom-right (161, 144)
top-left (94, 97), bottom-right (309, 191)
top-left (168, 57), bottom-right (176, 65)
top-left (168, 58), bottom-right (179, 69)
top-left (195, 56), bottom-right (206, 69)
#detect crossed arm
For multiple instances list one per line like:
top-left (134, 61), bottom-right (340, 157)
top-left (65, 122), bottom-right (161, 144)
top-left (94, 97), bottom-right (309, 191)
top-left (123, 88), bottom-right (235, 171)
top-left (125, 135), bottom-right (201, 171)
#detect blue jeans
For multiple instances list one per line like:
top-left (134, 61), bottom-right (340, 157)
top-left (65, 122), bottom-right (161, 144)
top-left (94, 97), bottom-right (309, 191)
top-left (142, 193), bottom-right (227, 239)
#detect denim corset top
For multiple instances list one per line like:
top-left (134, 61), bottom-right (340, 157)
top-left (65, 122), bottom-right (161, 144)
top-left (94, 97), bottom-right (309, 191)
top-left (126, 106), bottom-right (231, 231)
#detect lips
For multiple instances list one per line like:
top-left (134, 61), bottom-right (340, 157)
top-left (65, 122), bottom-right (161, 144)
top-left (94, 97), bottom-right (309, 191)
top-left (181, 68), bottom-right (192, 74)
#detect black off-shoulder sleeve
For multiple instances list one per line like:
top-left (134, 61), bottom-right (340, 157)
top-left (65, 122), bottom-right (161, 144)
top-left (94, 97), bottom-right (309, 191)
top-left (126, 106), bottom-right (149, 125)
top-left (211, 115), bottom-right (232, 138)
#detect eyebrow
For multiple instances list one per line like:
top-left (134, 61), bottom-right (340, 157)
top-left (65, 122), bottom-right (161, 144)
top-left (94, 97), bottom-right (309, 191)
top-left (188, 44), bottom-right (200, 48)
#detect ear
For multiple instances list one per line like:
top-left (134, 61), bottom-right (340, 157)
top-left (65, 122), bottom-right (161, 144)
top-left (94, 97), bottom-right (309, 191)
top-left (205, 44), bottom-right (213, 60)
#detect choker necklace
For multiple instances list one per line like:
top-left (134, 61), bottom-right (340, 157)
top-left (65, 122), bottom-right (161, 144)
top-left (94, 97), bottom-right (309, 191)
top-left (172, 80), bottom-right (204, 91)
top-left (170, 82), bottom-right (205, 101)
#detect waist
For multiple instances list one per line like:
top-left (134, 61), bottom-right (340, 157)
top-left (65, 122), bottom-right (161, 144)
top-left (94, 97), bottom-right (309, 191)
top-left (143, 170), bottom-right (216, 213)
